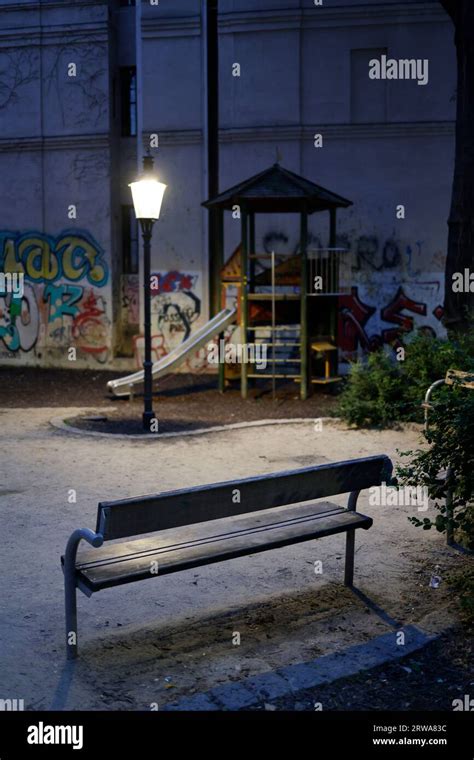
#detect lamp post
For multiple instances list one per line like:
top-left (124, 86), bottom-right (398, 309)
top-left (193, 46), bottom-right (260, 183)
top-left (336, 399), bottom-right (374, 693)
top-left (129, 155), bottom-right (167, 431)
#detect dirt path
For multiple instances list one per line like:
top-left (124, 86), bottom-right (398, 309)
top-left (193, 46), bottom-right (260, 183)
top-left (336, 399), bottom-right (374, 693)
top-left (248, 628), bottom-right (473, 711)
top-left (0, 409), bottom-right (468, 710)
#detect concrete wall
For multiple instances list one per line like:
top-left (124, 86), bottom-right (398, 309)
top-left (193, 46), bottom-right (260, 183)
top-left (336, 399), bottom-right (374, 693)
top-left (216, 0), bottom-right (454, 365)
top-left (0, 0), bottom-right (456, 370)
top-left (0, 0), bottom-right (114, 367)
top-left (138, 0), bottom-right (208, 368)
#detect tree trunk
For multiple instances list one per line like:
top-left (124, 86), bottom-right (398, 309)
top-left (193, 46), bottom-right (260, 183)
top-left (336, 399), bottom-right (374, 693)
top-left (441, 0), bottom-right (474, 333)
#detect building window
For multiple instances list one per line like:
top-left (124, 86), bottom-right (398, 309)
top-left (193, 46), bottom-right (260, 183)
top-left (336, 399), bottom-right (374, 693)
top-left (351, 48), bottom-right (388, 124)
top-left (122, 205), bottom-right (139, 274)
top-left (120, 67), bottom-right (137, 137)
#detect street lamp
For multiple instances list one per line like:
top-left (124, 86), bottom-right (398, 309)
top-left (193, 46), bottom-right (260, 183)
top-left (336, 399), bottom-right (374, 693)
top-left (129, 154), bottom-right (167, 431)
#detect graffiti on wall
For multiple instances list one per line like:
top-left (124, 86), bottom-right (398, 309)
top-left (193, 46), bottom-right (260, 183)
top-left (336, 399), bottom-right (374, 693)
top-left (0, 284), bottom-right (39, 353)
top-left (350, 235), bottom-right (424, 273)
top-left (0, 230), bottom-right (110, 363)
top-left (260, 228), bottom-right (445, 362)
top-left (121, 274), bottom-right (139, 325)
top-left (262, 230), bottom-right (430, 277)
top-left (151, 270), bottom-right (201, 348)
top-left (134, 270), bottom-right (206, 371)
top-left (339, 277), bottom-right (445, 363)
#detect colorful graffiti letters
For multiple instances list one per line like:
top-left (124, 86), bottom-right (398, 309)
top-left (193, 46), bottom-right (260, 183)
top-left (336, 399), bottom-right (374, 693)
top-left (339, 287), bottom-right (378, 353)
top-left (44, 283), bottom-right (83, 322)
top-left (339, 283), bottom-right (444, 360)
top-left (151, 270), bottom-right (198, 295)
top-left (380, 287), bottom-right (427, 344)
top-left (0, 230), bottom-right (109, 286)
top-left (0, 230), bottom-right (109, 362)
top-left (0, 284), bottom-right (39, 353)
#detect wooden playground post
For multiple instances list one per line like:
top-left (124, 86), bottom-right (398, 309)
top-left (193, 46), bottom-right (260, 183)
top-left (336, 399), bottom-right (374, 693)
top-left (217, 209), bottom-right (226, 393)
top-left (300, 206), bottom-right (308, 400)
top-left (249, 212), bottom-right (256, 285)
top-left (241, 208), bottom-right (249, 399)
top-left (329, 207), bottom-right (338, 349)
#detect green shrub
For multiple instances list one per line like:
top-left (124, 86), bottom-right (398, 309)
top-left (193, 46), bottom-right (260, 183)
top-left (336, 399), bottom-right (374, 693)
top-left (338, 332), bottom-right (474, 427)
top-left (401, 333), bottom-right (474, 414)
top-left (395, 382), bottom-right (474, 549)
top-left (338, 351), bottom-right (405, 427)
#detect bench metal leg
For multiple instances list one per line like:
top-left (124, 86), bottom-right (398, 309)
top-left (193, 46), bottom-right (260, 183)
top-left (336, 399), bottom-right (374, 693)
top-left (344, 529), bottom-right (355, 587)
top-left (65, 568), bottom-right (78, 660)
top-left (63, 528), bottom-right (104, 660)
top-left (344, 490), bottom-right (360, 587)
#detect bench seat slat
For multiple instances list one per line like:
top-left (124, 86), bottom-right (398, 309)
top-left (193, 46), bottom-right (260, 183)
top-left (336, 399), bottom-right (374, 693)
top-left (69, 501), bottom-right (372, 593)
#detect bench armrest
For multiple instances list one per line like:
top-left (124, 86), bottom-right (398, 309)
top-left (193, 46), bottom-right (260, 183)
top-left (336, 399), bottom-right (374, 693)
top-left (347, 491), bottom-right (360, 511)
top-left (73, 528), bottom-right (103, 548)
top-left (66, 528), bottom-right (104, 551)
top-left (423, 378), bottom-right (446, 431)
top-left (64, 529), bottom-right (104, 577)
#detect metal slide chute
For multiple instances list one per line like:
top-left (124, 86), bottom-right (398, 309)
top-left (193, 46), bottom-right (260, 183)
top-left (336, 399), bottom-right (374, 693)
top-left (107, 308), bottom-right (237, 398)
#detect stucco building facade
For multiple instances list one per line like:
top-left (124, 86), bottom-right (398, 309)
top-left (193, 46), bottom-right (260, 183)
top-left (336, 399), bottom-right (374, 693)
top-left (0, 0), bottom-right (455, 371)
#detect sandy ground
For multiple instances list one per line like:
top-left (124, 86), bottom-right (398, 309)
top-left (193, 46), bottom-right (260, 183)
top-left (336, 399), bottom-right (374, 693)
top-left (0, 409), bottom-right (467, 710)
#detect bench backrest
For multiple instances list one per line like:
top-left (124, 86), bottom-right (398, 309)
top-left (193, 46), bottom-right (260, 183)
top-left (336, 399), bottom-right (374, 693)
top-left (96, 454), bottom-right (392, 541)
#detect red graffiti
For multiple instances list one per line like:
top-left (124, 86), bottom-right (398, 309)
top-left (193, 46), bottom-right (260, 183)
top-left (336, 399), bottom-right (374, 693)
top-left (133, 332), bottom-right (168, 367)
top-left (151, 271), bottom-right (196, 295)
top-left (339, 286), bottom-right (439, 358)
top-left (72, 290), bottom-right (108, 360)
top-left (380, 287), bottom-right (427, 345)
top-left (338, 287), bottom-right (379, 353)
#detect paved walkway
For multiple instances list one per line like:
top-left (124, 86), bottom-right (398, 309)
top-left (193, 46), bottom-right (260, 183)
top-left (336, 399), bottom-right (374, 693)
top-left (0, 408), bottom-right (461, 710)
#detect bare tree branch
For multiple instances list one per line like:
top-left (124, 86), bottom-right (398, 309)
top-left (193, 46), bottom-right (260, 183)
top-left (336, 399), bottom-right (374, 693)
top-left (0, 49), bottom-right (39, 110)
top-left (44, 33), bottom-right (108, 128)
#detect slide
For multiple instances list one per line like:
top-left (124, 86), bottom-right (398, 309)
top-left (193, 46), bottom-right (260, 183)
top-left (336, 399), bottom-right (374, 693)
top-left (107, 307), bottom-right (237, 398)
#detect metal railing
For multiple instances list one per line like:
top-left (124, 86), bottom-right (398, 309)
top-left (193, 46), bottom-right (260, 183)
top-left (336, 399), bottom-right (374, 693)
top-left (307, 247), bottom-right (349, 296)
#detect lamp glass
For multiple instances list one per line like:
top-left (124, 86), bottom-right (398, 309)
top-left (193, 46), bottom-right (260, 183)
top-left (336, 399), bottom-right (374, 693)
top-left (129, 179), bottom-right (167, 220)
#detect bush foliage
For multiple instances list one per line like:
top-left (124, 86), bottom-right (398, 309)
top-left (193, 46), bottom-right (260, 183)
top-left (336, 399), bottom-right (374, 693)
top-left (395, 382), bottom-right (474, 549)
top-left (338, 333), bottom-right (474, 427)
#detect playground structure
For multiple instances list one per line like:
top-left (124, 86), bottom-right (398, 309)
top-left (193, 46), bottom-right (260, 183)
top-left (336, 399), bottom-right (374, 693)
top-left (204, 162), bottom-right (353, 399)
top-left (108, 163), bottom-right (353, 400)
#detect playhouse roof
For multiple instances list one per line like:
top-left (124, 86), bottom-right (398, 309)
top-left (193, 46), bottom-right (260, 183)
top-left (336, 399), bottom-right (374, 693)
top-left (202, 163), bottom-right (353, 214)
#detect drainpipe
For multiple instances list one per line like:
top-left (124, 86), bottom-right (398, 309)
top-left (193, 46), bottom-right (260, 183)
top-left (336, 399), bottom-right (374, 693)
top-left (206, 0), bottom-right (220, 316)
top-left (136, 0), bottom-right (144, 331)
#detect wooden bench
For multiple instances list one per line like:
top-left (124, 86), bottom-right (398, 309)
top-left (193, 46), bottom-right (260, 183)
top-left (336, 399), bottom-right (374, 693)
top-left (61, 454), bottom-right (393, 659)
